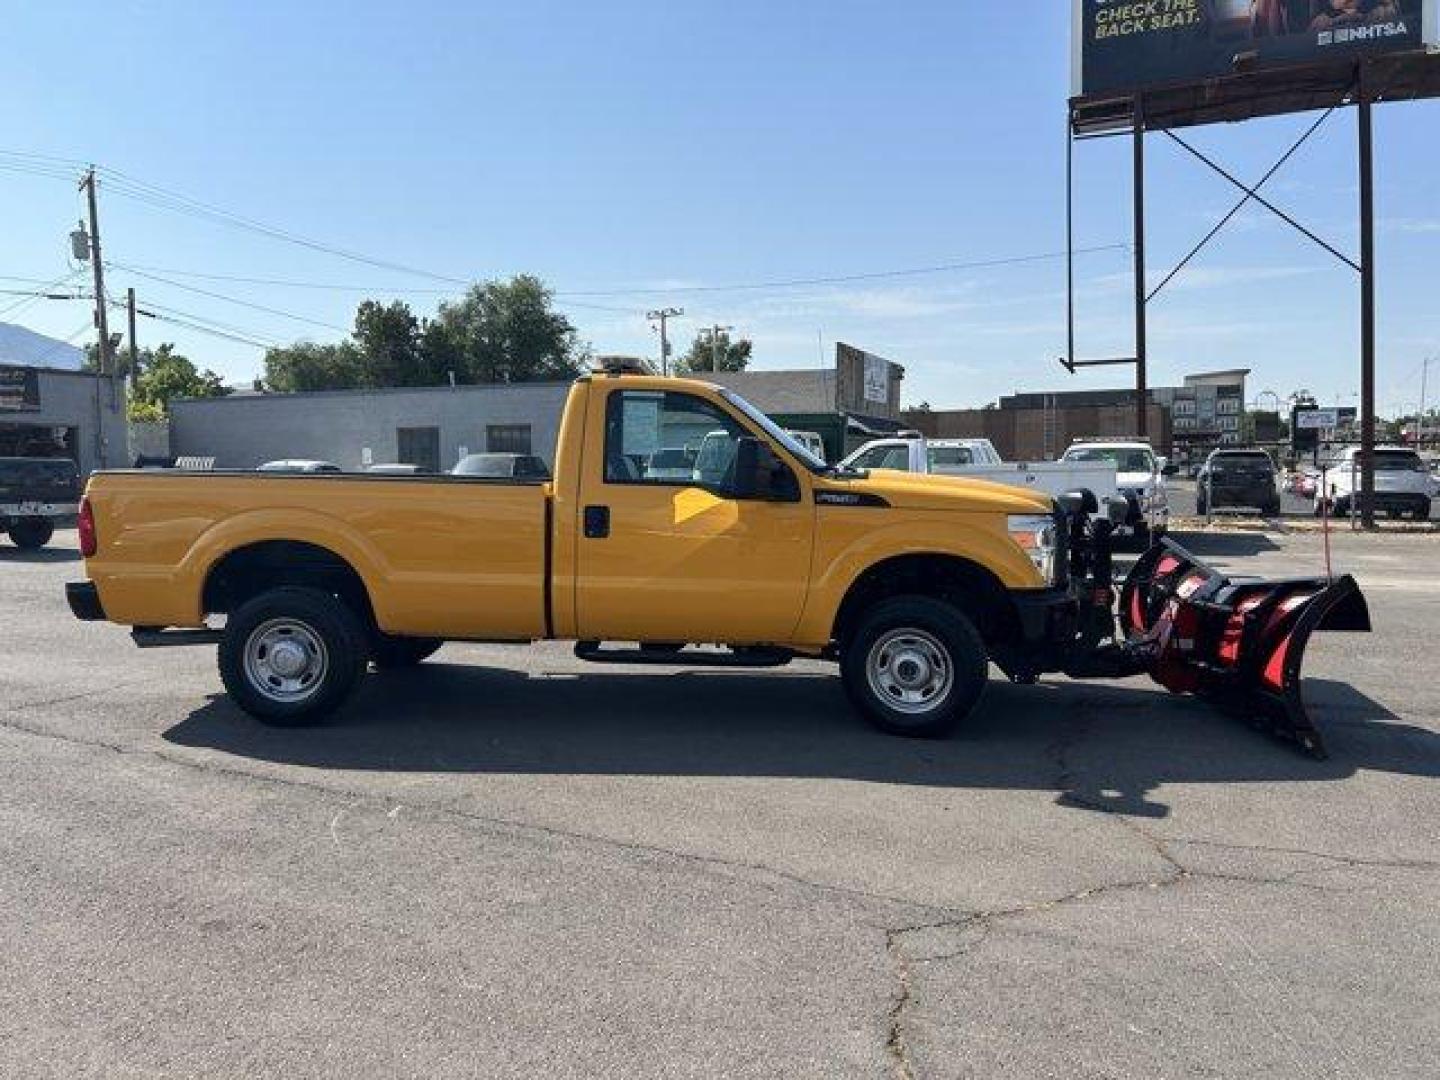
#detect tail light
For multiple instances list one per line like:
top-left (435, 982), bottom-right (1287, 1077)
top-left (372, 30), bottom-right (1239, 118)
top-left (78, 496), bottom-right (97, 557)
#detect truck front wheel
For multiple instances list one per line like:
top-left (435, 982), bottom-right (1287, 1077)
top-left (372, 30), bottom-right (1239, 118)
top-left (841, 597), bottom-right (988, 738)
top-left (8, 518), bottom-right (54, 550)
top-left (218, 587), bottom-right (368, 725)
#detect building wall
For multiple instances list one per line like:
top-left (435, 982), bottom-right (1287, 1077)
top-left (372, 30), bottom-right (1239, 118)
top-left (903, 403), bottom-right (1171, 460)
top-left (170, 382), bottom-right (572, 471)
top-left (0, 366), bottom-right (129, 474)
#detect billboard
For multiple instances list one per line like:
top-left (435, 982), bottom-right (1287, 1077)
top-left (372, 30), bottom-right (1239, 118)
top-left (1073, 0), bottom-right (1435, 98)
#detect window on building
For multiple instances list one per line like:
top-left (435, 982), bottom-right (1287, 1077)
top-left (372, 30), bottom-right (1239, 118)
top-left (396, 427), bottom-right (440, 473)
top-left (1216, 397), bottom-right (1240, 415)
top-left (1172, 398), bottom-right (1197, 417)
top-left (486, 424), bottom-right (532, 454)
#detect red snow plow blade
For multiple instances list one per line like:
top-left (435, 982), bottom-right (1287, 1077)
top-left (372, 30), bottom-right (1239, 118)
top-left (1116, 539), bottom-right (1371, 758)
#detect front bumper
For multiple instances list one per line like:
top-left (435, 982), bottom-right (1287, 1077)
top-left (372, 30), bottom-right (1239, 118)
top-left (66, 581), bottom-right (106, 622)
top-left (1011, 586), bottom-right (1080, 646)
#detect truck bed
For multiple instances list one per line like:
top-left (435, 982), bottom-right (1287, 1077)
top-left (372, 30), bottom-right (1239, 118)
top-left (83, 470), bottom-right (551, 639)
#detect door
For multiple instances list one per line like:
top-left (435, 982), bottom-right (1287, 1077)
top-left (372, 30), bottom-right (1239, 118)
top-left (396, 426), bottom-right (440, 474)
top-left (574, 387), bottom-right (814, 644)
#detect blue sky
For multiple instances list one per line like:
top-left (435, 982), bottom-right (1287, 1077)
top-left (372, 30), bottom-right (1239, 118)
top-left (1, 1), bottom-right (1436, 412)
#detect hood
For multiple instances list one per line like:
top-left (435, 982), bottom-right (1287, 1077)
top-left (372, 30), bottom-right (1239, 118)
top-left (816, 468), bottom-right (1052, 514)
top-left (1117, 470), bottom-right (1158, 490)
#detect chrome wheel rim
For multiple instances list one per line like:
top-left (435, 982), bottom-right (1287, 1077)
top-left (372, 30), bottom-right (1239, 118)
top-left (243, 618), bottom-right (328, 703)
top-left (866, 628), bottom-right (953, 715)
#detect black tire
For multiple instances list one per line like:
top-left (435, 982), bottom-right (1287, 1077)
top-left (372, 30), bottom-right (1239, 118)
top-left (1335, 497), bottom-right (1352, 518)
top-left (1263, 500), bottom-right (1281, 517)
top-left (371, 635), bottom-right (443, 669)
top-left (218, 586), bottom-right (368, 726)
top-left (1194, 497), bottom-right (1207, 516)
top-left (8, 518), bottom-right (54, 550)
top-left (1416, 499), bottom-right (1433, 522)
top-left (840, 596), bottom-right (989, 738)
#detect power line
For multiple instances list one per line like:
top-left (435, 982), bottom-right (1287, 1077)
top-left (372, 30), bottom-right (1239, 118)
top-left (96, 166), bottom-right (472, 286)
top-left (0, 269), bottom-right (84, 320)
top-left (110, 262), bottom-right (352, 334)
top-left (550, 244), bottom-right (1131, 297)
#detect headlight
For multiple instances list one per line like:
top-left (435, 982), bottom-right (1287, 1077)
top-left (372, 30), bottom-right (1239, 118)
top-left (1008, 514), bottom-right (1059, 583)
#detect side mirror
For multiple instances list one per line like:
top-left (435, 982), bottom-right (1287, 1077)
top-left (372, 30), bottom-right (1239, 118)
top-left (731, 436), bottom-right (798, 501)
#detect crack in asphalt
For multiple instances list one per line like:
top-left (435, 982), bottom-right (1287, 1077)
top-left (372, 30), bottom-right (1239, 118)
top-left (0, 713), bottom-right (964, 925)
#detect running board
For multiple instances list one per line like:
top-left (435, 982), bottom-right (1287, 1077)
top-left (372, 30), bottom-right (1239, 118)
top-left (131, 627), bottom-right (224, 648)
top-left (574, 641), bottom-right (793, 668)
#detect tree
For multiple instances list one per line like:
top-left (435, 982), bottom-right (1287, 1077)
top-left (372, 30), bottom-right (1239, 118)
top-left (352, 300), bottom-right (435, 387)
top-left (429, 275), bottom-right (589, 384)
top-left (674, 330), bottom-right (752, 374)
top-left (262, 341), bottom-right (365, 392)
top-left (125, 343), bottom-right (228, 420)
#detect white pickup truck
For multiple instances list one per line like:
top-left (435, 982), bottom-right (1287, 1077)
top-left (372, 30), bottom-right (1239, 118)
top-left (840, 434), bottom-right (1126, 526)
top-left (1314, 446), bottom-right (1432, 520)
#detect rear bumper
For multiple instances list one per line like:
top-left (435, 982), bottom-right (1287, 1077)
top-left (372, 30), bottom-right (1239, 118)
top-left (66, 581), bottom-right (106, 622)
top-left (1, 501), bottom-right (79, 523)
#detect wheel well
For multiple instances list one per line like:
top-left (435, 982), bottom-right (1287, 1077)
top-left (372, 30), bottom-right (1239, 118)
top-left (202, 540), bottom-right (375, 625)
top-left (832, 554), bottom-right (1019, 649)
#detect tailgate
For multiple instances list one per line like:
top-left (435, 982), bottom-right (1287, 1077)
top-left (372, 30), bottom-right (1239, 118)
top-left (0, 458), bottom-right (81, 507)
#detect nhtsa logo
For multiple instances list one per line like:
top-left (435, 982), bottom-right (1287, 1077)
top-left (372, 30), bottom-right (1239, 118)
top-left (1317, 21), bottom-right (1409, 47)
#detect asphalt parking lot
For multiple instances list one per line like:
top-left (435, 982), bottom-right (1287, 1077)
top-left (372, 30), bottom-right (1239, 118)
top-left (3, 530), bottom-right (1438, 1078)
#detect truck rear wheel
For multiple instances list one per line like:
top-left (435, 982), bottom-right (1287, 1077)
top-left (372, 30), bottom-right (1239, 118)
top-left (8, 518), bottom-right (54, 550)
top-left (841, 596), bottom-right (988, 738)
top-left (218, 586), bottom-right (368, 725)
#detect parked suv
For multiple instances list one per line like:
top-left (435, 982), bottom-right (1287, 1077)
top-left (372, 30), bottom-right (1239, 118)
top-left (1196, 449), bottom-right (1280, 516)
top-left (1316, 446), bottom-right (1432, 520)
top-left (0, 456), bottom-right (80, 550)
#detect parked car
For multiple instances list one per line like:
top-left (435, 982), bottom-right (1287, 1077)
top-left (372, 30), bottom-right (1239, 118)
top-left (1059, 439), bottom-right (1171, 540)
top-left (366, 463), bottom-right (427, 475)
top-left (256, 459), bottom-right (342, 474)
top-left (66, 369), bottom-right (1369, 752)
top-left (452, 453), bottom-right (551, 480)
top-left (1314, 446), bottom-right (1432, 520)
top-left (1196, 449), bottom-right (1280, 516)
top-left (0, 456), bottom-right (80, 550)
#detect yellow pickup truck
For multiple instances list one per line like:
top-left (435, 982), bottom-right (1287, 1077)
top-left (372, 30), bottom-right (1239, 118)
top-left (66, 367), bottom-right (1370, 754)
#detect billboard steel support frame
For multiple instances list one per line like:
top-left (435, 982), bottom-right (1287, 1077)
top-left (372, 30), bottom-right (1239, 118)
top-left (1358, 64), bottom-right (1377, 529)
top-left (1064, 56), bottom-right (1412, 510)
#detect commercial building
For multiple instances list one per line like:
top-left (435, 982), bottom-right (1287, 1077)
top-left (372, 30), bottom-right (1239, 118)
top-left (902, 369), bottom-right (1247, 463)
top-left (168, 343), bottom-right (906, 469)
top-left (0, 364), bottom-right (128, 474)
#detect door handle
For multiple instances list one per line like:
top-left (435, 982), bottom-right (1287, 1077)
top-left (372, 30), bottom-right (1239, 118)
top-left (583, 505), bottom-right (610, 539)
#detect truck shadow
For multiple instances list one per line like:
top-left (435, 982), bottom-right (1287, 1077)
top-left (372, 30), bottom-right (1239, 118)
top-left (163, 663), bottom-right (1440, 819)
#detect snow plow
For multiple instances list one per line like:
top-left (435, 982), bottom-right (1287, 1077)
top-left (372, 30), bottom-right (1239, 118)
top-left (1095, 537), bottom-right (1370, 757)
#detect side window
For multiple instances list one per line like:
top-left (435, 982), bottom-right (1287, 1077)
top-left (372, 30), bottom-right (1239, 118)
top-left (604, 390), bottom-right (744, 487)
top-left (487, 424), bottom-right (532, 454)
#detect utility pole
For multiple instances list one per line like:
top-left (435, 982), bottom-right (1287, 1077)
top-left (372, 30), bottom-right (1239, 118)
top-left (701, 323), bottom-right (734, 372)
top-left (80, 168), bottom-right (112, 376)
top-left (646, 307), bottom-right (683, 375)
top-left (126, 287), bottom-right (139, 394)
top-left (79, 166), bottom-right (113, 469)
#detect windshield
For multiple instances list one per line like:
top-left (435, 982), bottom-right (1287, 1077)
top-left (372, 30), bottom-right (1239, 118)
top-left (1211, 453), bottom-right (1273, 472)
top-left (718, 389), bottom-right (828, 472)
top-left (1063, 446), bottom-right (1155, 473)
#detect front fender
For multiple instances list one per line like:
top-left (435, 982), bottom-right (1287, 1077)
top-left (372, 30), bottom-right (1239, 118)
top-left (790, 512), bottom-right (1041, 646)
